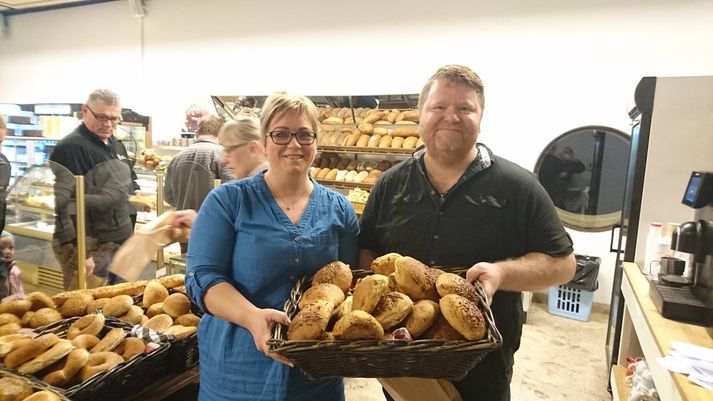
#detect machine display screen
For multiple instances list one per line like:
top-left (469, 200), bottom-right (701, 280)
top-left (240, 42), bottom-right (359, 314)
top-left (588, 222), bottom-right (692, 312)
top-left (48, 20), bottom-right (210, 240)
top-left (684, 175), bottom-right (702, 205)
top-left (682, 171), bottom-right (713, 208)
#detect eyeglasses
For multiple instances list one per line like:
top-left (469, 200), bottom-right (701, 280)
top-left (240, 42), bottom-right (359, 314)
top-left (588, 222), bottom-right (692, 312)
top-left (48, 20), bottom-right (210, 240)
top-left (85, 105), bottom-right (122, 124)
top-left (268, 131), bottom-right (317, 145)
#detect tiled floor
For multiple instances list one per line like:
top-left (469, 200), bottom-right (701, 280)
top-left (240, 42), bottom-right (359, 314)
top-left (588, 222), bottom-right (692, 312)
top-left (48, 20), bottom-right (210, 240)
top-left (345, 301), bottom-right (612, 401)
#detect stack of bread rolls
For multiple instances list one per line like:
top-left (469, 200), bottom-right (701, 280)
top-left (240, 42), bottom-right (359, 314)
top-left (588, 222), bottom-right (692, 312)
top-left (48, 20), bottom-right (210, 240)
top-left (0, 274), bottom-right (200, 388)
top-left (318, 107), bottom-right (424, 150)
top-left (286, 255), bottom-right (487, 342)
top-left (311, 154), bottom-right (394, 185)
top-left (0, 371), bottom-right (65, 401)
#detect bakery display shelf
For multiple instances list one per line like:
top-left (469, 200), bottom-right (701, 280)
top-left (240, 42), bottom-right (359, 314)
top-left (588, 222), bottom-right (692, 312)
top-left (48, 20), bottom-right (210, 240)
top-left (6, 221), bottom-right (54, 240)
top-left (321, 122), bottom-right (419, 128)
top-left (314, 179), bottom-right (374, 190)
top-left (6, 135), bottom-right (59, 141)
top-left (318, 145), bottom-right (414, 155)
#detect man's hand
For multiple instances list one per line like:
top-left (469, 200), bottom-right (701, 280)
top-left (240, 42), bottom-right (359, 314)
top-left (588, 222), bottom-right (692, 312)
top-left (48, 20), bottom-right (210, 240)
top-left (169, 209), bottom-right (197, 229)
top-left (244, 308), bottom-right (294, 367)
top-left (465, 261), bottom-right (505, 305)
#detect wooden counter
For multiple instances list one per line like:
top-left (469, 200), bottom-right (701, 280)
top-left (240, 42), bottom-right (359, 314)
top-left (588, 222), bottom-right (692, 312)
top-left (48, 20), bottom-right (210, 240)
top-left (615, 262), bottom-right (713, 401)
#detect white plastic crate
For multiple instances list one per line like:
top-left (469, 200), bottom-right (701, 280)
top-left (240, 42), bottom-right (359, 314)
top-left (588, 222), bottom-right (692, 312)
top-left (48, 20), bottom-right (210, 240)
top-left (548, 285), bottom-right (593, 322)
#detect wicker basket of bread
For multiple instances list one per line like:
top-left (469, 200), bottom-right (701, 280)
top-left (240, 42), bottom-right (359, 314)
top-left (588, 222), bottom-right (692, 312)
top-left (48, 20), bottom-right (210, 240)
top-left (268, 254), bottom-right (502, 380)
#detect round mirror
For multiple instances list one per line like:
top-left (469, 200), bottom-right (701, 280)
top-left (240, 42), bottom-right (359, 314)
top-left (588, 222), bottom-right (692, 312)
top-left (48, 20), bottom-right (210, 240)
top-left (535, 125), bottom-right (630, 232)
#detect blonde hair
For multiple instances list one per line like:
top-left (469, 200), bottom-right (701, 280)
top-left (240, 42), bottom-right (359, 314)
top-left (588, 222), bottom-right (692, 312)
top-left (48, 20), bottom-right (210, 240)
top-left (259, 92), bottom-right (319, 141)
top-left (196, 114), bottom-right (224, 137)
top-left (418, 64), bottom-right (485, 111)
top-left (219, 115), bottom-right (261, 147)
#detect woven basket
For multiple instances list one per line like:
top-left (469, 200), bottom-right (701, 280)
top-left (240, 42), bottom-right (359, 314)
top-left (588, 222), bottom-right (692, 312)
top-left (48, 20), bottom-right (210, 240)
top-left (268, 267), bottom-right (502, 380)
top-left (35, 316), bottom-right (170, 401)
top-left (0, 367), bottom-right (70, 401)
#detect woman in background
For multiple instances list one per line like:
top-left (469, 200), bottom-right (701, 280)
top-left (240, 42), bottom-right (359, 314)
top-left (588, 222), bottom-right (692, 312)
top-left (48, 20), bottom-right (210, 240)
top-left (219, 115), bottom-right (269, 179)
top-left (186, 92), bottom-right (359, 401)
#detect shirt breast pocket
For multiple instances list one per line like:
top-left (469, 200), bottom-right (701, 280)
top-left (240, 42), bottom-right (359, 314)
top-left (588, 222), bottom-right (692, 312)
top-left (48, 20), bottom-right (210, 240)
top-left (458, 193), bottom-right (508, 242)
top-left (305, 232), bottom-right (338, 262)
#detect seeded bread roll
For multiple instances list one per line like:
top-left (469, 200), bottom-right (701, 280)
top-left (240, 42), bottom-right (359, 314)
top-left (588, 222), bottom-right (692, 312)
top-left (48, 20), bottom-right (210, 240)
top-left (333, 310), bottom-right (384, 340)
top-left (436, 273), bottom-right (478, 303)
top-left (332, 295), bottom-right (352, 320)
top-left (312, 261), bottom-right (353, 293)
top-left (405, 300), bottom-right (440, 338)
top-left (352, 274), bottom-right (390, 314)
top-left (287, 300), bottom-right (334, 341)
top-left (60, 293), bottom-right (94, 318)
top-left (439, 294), bottom-right (485, 341)
top-left (394, 257), bottom-right (439, 301)
top-left (29, 308), bottom-right (63, 328)
top-left (422, 313), bottom-right (464, 341)
top-left (298, 283), bottom-right (345, 310)
top-left (371, 292), bottom-right (413, 330)
top-left (371, 253), bottom-right (403, 276)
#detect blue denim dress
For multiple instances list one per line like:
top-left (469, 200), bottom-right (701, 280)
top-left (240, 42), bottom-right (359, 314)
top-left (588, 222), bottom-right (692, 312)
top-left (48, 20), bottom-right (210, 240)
top-left (186, 173), bottom-right (359, 401)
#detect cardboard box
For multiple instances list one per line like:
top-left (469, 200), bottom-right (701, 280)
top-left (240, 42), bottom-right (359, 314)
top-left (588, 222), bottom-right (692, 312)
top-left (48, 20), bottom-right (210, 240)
top-left (379, 378), bottom-right (462, 401)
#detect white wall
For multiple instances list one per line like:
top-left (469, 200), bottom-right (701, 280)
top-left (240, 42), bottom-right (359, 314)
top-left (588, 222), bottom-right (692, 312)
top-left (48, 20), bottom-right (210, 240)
top-left (1, 0), bottom-right (712, 304)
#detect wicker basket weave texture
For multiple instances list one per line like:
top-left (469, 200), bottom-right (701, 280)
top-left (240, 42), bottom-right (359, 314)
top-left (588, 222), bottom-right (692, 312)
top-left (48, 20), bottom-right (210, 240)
top-left (269, 267), bottom-right (502, 380)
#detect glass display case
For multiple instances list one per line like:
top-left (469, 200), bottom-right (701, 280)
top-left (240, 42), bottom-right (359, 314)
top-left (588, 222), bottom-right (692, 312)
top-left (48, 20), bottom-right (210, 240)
top-left (2, 137), bottom-right (58, 187)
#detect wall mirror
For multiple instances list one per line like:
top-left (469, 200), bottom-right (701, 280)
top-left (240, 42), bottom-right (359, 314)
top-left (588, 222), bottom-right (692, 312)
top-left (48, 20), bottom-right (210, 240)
top-left (534, 125), bottom-right (630, 232)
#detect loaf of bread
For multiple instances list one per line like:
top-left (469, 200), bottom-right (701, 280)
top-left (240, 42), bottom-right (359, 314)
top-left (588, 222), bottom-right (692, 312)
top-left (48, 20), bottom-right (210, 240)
top-left (367, 134), bottom-right (382, 148)
top-left (400, 110), bottom-right (420, 123)
top-left (354, 171), bottom-right (369, 183)
top-left (357, 122), bottom-right (374, 135)
top-left (325, 168), bottom-right (339, 181)
top-left (363, 111), bottom-right (386, 124)
top-left (4, 333), bottom-right (60, 369)
top-left (378, 135), bottom-right (393, 148)
top-left (403, 136), bottom-right (419, 149)
top-left (143, 281), bottom-right (169, 308)
top-left (0, 376), bottom-right (32, 401)
top-left (391, 127), bottom-right (419, 138)
top-left (391, 136), bottom-right (405, 148)
top-left (345, 133), bottom-right (360, 147)
top-left (103, 295), bottom-right (133, 317)
top-left (298, 283), bottom-right (345, 310)
top-left (356, 134), bottom-right (371, 147)
top-left (17, 339), bottom-right (74, 375)
top-left (90, 327), bottom-right (126, 353)
top-left (373, 127), bottom-right (389, 136)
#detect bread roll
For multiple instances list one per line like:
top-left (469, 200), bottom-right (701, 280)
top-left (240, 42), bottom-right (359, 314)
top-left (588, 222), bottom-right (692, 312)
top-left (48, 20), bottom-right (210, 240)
top-left (29, 308), bottom-right (62, 328)
top-left (118, 305), bottom-right (144, 325)
top-left (397, 120), bottom-right (418, 125)
top-left (436, 273), bottom-right (478, 303)
top-left (416, 137), bottom-right (424, 148)
top-left (406, 300), bottom-right (440, 338)
top-left (287, 300), bottom-right (334, 341)
top-left (26, 292), bottom-right (56, 311)
top-left (22, 390), bottom-right (64, 401)
top-left (43, 348), bottom-right (90, 386)
top-left (4, 333), bottom-right (59, 369)
top-left (363, 111), bottom-right (386, 124)
top-left (439, 294), bottom-right (485, 341)
top-left (115, 337), bottom-right (145, 361)
top-left (17, 339), bottom-right (74, 375)
top-left (90, 327), bottom-right (126, 353)
top-left (0, 322), bottom-right (20, 336)
top-left (374, 120), bottom-right (391, 125)
top-left (143, 281), bottom-right (169, 308)
top-left (103, 295), bottom-right (134, 317)
top-left (60, 293), bottom-right (94, 318)
top-left (378, 135), bottom-right (393, 148)
top-left (391, 136), bottom-right (405, 148)
top-left (394, 257), bottom-right (439, 301)
top-left (0, 376), bottom-right (32, 401)
top-left (85, 298), bottom-right (109, 315)
top-left (422, 313), bottom-right (464, 341)
top-left (391, 128), bottom-right (419, 137)
top-left (146, 302), bottom-right (164, 318)
top-left (371, 253), bottom-right (403, 276)
top-left (298, 283), bottom-right (345, 310)
top-left (345, 171), bottom-right (358, 183)
top-left (352, 274), bottom-right (390, 314)
top-left (165, 324), bottom-right (197, 339)
top-left (386, 111), bottom-right (399, 123)
top-left (335, 170), bottom-right (347, 181)
top-left (322, 116), bottom-right (343, 125)
top-left (71, 334), bottom-right (100, 350)
top-left (175, 313), bottom-right (201, 327)
top-left (373, 127), bottom-right (389, 136)
top-left (367, 134), bottom-right (382, 148)
top-left (332, 295), bottom-right (352, 320)
top-left (356, 134), bottom-right (370, 147)
top-left (312, 261), bottom-right (353, 293)
top-left (79, 352), bottom-right (124, 382)
top-left (323, 168), bottom-right (338, 181)
top-left (345, 132), bottom-right (360, 147)
top-left (354, 171), bottom-right (369, 183)
top-left (357, 122), bottom-right (374, 135)
top-left (333, 310), bottom-right (384, 340)
top-left (0, 299), bottom-right (32, 317)
top-left (162, 293), bottom-right (192, 319)
top-left (0, 334), bottom-right (32, 358)
top-left (371, 292), bottom-right (414, 330)
top-left (0, 313), bottom-right (20, 326)
top-left (316, 167), bottom-right (331, 179)
top-left (403, 136), bottom-right (419, 149)
top-left (68, 313), bottom-right (105, 340)
top-left (400, 110), bottom-right (420, 123)
top-left (141, 314), bottom-right (173, 332)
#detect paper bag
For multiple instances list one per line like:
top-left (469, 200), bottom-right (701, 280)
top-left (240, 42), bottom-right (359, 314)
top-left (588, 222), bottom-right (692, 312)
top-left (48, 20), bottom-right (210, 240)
top-left (379, 378), bottom-right (462, 401)
top-left (108, 211), bottom-right (190, 282)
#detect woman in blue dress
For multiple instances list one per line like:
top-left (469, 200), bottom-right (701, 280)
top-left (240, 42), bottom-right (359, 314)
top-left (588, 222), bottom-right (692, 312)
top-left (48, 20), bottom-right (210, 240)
top-left (185, 92), bottom-right (359, 401)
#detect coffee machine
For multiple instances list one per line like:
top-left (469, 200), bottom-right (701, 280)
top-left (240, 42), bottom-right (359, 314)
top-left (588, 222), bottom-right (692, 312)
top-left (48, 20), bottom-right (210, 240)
top-left (649, 171), bottom-right (713, 326)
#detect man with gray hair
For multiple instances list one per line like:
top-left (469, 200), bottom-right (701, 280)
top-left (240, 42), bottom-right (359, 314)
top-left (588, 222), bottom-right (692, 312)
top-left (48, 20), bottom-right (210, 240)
top-left (49, 89), bottom-right (135, 289)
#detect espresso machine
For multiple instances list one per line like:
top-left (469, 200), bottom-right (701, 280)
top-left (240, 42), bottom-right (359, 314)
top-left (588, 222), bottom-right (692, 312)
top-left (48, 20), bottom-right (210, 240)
top-left (649, 171), bottom-right (713, 326)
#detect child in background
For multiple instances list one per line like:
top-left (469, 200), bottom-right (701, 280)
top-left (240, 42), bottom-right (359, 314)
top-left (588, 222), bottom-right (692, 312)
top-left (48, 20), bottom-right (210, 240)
top-left (0, 231), bottom-right (24, 299)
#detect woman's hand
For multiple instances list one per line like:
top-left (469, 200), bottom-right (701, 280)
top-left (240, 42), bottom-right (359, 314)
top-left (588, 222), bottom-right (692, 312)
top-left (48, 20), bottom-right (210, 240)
top-left (244, 308), bottom-right (294, 367)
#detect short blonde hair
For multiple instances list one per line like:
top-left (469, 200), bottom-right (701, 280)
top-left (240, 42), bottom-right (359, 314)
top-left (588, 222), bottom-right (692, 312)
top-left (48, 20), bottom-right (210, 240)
top-left (418, 64), bottom-right (485, 111)
top-left (196, 114), bottom-right (224, 137)
top-left (219, 116), bottom-right (261, 147)
top-left (259, 92), bottom-right (319, 141)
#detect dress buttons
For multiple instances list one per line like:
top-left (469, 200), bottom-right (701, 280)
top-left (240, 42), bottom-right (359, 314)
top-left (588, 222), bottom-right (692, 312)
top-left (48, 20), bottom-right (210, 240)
top-left (431, 190), bottom-right (436, 196)
top-left (294, 257), bottom-right (300, 263)
top-left (294, 236), bottom-right (300, 242)
top-left (188, 272), bottom-right (194, 277)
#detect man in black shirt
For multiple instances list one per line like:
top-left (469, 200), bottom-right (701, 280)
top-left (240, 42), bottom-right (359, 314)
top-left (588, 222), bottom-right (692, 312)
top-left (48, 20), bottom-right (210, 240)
top-left (50, 89), bottom-right (134, 290)
top-left (359, 65), bottom-right (576, 401)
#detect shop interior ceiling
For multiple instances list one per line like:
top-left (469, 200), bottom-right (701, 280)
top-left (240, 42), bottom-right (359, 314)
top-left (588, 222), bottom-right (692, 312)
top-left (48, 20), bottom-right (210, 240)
top-left (0, 0), bottom-right (119, 14)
